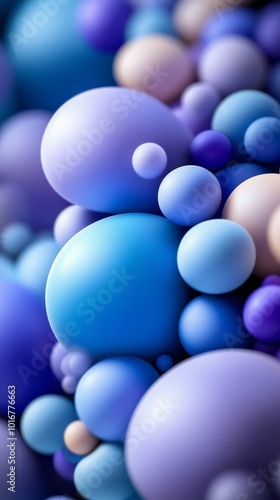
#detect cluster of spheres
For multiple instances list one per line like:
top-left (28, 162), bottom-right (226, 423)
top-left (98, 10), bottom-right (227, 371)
top-left (1, 0), bottom-right (280, 499)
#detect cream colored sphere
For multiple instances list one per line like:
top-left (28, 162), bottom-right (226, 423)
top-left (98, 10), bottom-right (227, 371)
top-left (64, 420), bottom-right (99, 455)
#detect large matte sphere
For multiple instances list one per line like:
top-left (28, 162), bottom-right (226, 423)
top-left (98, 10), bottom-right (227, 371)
top-left (125, 350), bottom-right (280, 500)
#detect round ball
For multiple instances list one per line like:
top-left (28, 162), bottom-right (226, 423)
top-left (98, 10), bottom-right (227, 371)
top-left (41, 87), bottom-right (189, 213)
top-left (222, 174), bottom-right (280, 277)
top-left (179, 295), bottom-right (251, 356)
top-left (244, 117), bottom-right (280, 164)
top-left (181, 82), bottom-right (221, 121)
top-left (54, 206), bottom-right (106, 248)
top-left (262, 274), bottom-right (280, 287)
top-left (156, 354), bottom-right (173, 372)
top-left (255, 2), bottom-right (280, 60)
top-left (173, 0), bottom-right (218, 43)
top-left (20, 395), bottom-right (76, 455)
top-left (64, 420), bottom-right (99, 456)
top-left (75, 356), bottom-right (159, 441)
top-left (125, 7), bottom-right (177, 41)
top-left (77, 0), bottom-right (131, 52)
top-left (74, 444), bottom-right (138, 500)
top-left (202, 7), bottom-right (258, 43)
top-left (53, 449), bottom-right (76, 482)
top-left (268, 205), bottom-right (280, 263)
top-left (113, 35), bottom-right (195, 103)
top-left (190, 130), bottom-right (233, 171)
top-left (198, 35), bottom-right (268, 96)
top-left (158, 165), bottom-right (222, 226)
top-left (125, 349), bottom-right (280, 499)
top-left (243, 285), bottom-right (280, 342)
top-left (212, 90), bottom-right (280, 157)
top-left (1, 222), bottom-right (33, 257)
top-left (46, 213), bottom-right (189, 360)
top-left (132, 143), bottom-right (167, 179)
top-left (177, 219), bottom-right (256, 294)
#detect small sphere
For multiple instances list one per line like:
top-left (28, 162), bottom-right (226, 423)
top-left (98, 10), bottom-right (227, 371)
top-left (54, 205), bottom-right (106, 248)
top-left (198, 35), bottom-right (268, 96)
top-left (243, 285), bottom-right (280, 342)
top-left (132, 143), bottom-right (167, 179)
top-left (177, 219), bottom-right (256, 294)
top-left (20, 395), bottom-right (77, 455)
top-left (179, 295), bottom-right (251, 356)
top-left (1, 222), bottom-right (33, 257)
top-left (202, 7), bottom-right (258, 43)
top-left (113, 35), bottom-right (195, 103)
top-left (173, 0), bottom-right (217, 43)
top-left (50, 343), bottom-right (69, 382)
top-left (61, 376), bottom-right (78, 395)
top-left (53, 449), bottom-right (76, 482)
top-left (64, 420), bottom-right (99, 456)
top-left (158, 165), bottom-right (222, 226)
top-left (262, 275), bottom-right (280, 287)
top-left (190, 130), bottom-right (232, 171)
top-left (268, 205), bottom-right (280, 264)
top-left (69, 351), bottom-right (92, 377)
top-left (222, 174), bottom-right (280, 277)
top-left (156, 354), bottom-right (173, 372)
top-left (212, 90), bottom-right (280, 158)
top-left (181, 82), bottom-right (221, 121)
top-left (244, 117), bottom-right (280, 164)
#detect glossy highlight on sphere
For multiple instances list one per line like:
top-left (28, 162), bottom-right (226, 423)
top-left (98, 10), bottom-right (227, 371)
top-left (46, 213), bottom-right (188, 360)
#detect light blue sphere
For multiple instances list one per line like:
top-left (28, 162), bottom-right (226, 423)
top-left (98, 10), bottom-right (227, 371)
top-left (0, 254), bottom-right (15, 280)
top-left (46, 213), bottom-right (189, 360)
top-left (158, 165), bottom-right (222, 226)
top-left (74, 443), bottom-right (140, 500)
top-left (177, 219), bottom-right (256, 294)
top-left (244, 116), bottom-right (280, 164)
top-left (212, 90), bottom-right (280, 159)
top-left (125, 7), bottom-right (177, 41)
top-left (1, 222), bottom-right (33, 257)
top-left (75, 356), bottom-right (159, 442)
top-left (20, 395), bottom-right (77, 455)
top-left (179, 295), bottom-right (251, 356)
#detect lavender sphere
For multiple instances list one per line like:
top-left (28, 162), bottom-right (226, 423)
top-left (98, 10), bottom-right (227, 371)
top-left (181, 82), bottom-right (221, 121)
top-left (132, 143), bottom-right (168, 179)
top-left (77, 0), bottom-right (131, 52)
top-left (41, 87), bottom-right (189, 213)
top-left (255, 3), bottom-right (280, 60)
top-left (243, 285), bottom-right (280, 342)
top-left (54, 205), bottom-right (106, 247)
top-left (126, 350), bottom-right (280, 500)
top-left (205, 470), bottom-right (274, 500)
top-left (198, 35), bottom-right (268, 96)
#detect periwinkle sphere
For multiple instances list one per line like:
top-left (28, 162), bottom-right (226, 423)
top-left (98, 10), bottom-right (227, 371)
top-left (177, 219), bottom-right (256, 294)
top-left (41, 87), bottom-right (189, 213)
top-left (179, 295), bottom-right (251, 356)
top-left (75, 356), bottom-right (159, 442)
top-left (20, 395), bottom-right (77, 454)
top-left (54, 206), bottom-right (106, 247)
top-left (255, 2), bottom-right (280, 60)
top-left (243, 285), bottom-right (280, 343)
top-left (244, 117), bottom-right (280, 164)
top-left (205, 469), bottom-right (274, 500)
top-left (0, 280), bottom-right (60, 415)
top-left (125, 350), bottom-right (280, 500)
top-left (46, 213), bottom-right (189, 360)
top-left (132, 142), bottom-right (167, 179)
top-left (158, 165), bottom-right (222, 226)
top-left (202, 7), bottom-right (258, 43)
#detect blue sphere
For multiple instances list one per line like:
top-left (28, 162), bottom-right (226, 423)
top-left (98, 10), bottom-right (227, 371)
top-left (177, 219), bottom-right (256, 294)
top-left (74, 443), bottom-right (139, 500)
top-left (202, 8), bottom-right (258, 43)
top-left (20, 395), bottom-right (77, 454)
top-left (1, 222), bottom-right (33, 257)
top-left (212, 90), bottom-right (280, 159)
top-left (46, 213), bottom-right (189, 360)
top-left (158, 165), bottom-right (222, 226)
top-left (125, 7), bottom-right (177, 41)
top-left (0, 254), bottom-right (15, 280)
top-left (75, 356), bottom-right (159, 442)
top-left (189, 130), bottom-right (233, 171)
top-left (244, 117), bottom-right (280, 164)
top-left (179, 295), bottom-right (251, 356)
top-left (5, 0), bottom-right (115, 110)
top-left (267, 63), bottom-right (280, 102)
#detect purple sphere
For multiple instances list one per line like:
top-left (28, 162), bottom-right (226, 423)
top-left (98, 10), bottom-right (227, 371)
top-left (126, 350), bottom-right (280, 500)
top-left (190, 130), bottom-right (233, 171)
top-left (255, 3), bottom-right (280, 60)
top-left (0, 111), bottom-right (67, 230)
top-left (243, 285), bottom-right (280, 342)
top-left (54, 205), bottom-right (107, 247)
top-left (205, 469), bottom-right (274, 500)
top-left (77, 0), bottom-right (132, 52)
top-left (262, 275), bottom-right (280, 287)
top-left (53, 449), bottom-right (76, 481)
